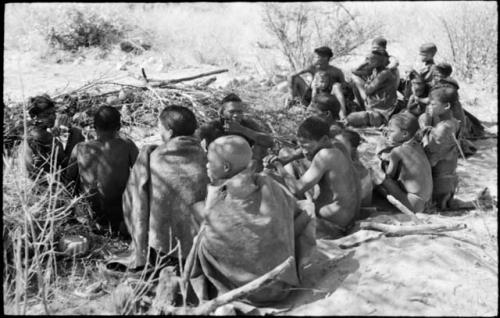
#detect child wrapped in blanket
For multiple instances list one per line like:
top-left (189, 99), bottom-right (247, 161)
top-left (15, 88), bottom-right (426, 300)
top-left (186, 135), bottom-right (315, 306)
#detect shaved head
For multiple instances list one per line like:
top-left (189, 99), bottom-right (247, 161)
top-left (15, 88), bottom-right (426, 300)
top-left (207, 135), bottom-right (253, 181)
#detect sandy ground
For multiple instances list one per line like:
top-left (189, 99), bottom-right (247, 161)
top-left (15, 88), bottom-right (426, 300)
top-left (4, 51), bottom-right (498, 316)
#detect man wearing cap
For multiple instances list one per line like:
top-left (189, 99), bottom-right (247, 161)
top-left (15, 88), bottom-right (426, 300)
top-left (400, 42), bottom-right (439, 101)
top-left (287, 46), bottom-right (350, 119)
top-left (345, 50), bottom-right (399, 127)
top-left (351, 36), bottom-right (400, 109)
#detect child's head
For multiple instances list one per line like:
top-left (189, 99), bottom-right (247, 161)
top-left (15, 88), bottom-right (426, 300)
top-left (433, 62), bottom-right (453, 82)
top-left (428, 87), bottom-right (457, 117)
top-left (28, 94), bottom-right (56, 128)
top-left (159, 105), bottom-right (197, 141)
top-left (313, 46), bottom-right (333, 66)
top-left (297, 116), bottom-right (331, 160)
top-left (385, 112), bottom-right (419, 144)
top-left (371, 37), bottom-right (387, 53)
top-left (410, 73), bottom-right (427, 97)
top-left (335, 129), bottom-right (361, 160)
top-left (94, 105), bottom-right (121, 133)
top-left (219, 93), bottom-right (245, 121)
top-left (206, 135), bottom-right (252, 182)
top-left (308, 93), bottom-right (340, 123)
top-left (418, 42), bottom-right (437, 62)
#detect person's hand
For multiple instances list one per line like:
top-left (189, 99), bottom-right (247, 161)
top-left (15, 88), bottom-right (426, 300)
top-left (52, 114), bottom-right (72, 137)
top-left (225, 120), bottom-right (246, 135)
top-left (263, 154), bottom-right (283, 169)
top-left (369, 165), bottom-right (386, 186)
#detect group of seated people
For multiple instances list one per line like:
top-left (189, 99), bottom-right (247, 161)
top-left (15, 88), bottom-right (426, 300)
top-left (21, 36), bottom-right (478, 306)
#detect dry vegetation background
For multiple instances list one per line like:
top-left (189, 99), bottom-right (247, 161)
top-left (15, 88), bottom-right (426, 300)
top-left (3, 1), bottom-right (498, 315)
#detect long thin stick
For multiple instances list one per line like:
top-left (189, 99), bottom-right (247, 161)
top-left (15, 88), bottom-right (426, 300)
top-left (360, 221), bottom-right (467, 236)
top-left (192, 256), bottom-right (294, 315)
top-left (155, 69), bottom-right (229, 86)
top-left (451, 133), bottom-right (467, 161)
top-left (386, 194), bottom-right (422, 224)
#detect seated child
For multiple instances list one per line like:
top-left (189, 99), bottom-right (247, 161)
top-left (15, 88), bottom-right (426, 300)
top-left (419, 88), bottom-right (460, 209)
top-left (335, 129), bottom-right (373, 207)
top-left (24, 95), bottom-right (84, 179)
top-left (65, 106), bottom-right (139, 235)
top-left (274, 117), bottom-right (361, 239)
top-left (371, 112), bottom-right (433, 213)
top-left (346, 51), bottom-right (400, 128)
top-left (120, 105), bottom-right (209, 270)
top-left (186, 135), bottom-right (315, 304)
top-left (197, 93), bottom-right (274, 172)
top-left (308, 89), bottom-right (341, 121)
top-left (406, 73), bottom-right (429, 117)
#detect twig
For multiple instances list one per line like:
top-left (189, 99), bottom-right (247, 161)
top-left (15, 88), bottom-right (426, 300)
top-left (451, 133), bottom-right (467, 161)
top-left (143, 69), bottom-right (228, 86)
top-left (360, 221), bottom-right (467, 236)
top-left (191, 256), bottom-right (294, 315)
top-left (386, 194), bottom-right (422, 224)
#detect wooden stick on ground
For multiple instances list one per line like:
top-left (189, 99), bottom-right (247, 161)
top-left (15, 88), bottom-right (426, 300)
top-left (359, 221), bottom-right (467, 236)
top-left (386, 194), bottom-right (423, 224)
top-left (162, 256), bottom-right (294, 315)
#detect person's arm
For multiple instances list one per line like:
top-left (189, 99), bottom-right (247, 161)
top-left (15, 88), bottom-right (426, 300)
top-left (276, 149), bottom-right (331, 198)
top-left (384, 150), bottom-right (401, 179)
top-left (22, 142), bottom-right (36, 176)
top-left (128, 139), bottom-right (140, 168)
top-left (64, 143), bottom-right (79, 186)
top-left (265, 148), bottom-right (304, 168)
top-left (364, 70), bottom-right (392, 95)
top-left (226, 121), bottom-right (274, 148)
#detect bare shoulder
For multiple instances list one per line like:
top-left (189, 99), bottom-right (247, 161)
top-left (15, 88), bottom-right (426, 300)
top-left (315, 147), bottom-right (346, 163)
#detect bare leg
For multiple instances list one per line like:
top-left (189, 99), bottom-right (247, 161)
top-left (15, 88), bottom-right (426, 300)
top-left (377, 178), bottom-right (425, 213)
top-left (351, 75), bottom-right (367, 110)
top-left (288, 75), bottom-right (309, 100)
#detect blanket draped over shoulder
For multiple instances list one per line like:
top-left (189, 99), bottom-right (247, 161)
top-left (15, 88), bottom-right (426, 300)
top-left (186, 169), bottom-right (316, 305)
top-left (122, 136), bottom-right (209, 268)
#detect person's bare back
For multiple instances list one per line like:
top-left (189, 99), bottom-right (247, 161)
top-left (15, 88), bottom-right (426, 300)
top-left (74, 136), bottom-right (138, 203)
top-left (313, 146), bottom-right (361, 228)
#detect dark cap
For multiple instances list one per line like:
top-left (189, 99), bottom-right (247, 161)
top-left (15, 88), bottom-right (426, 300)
top-left (371, 37), bottom-right (387, 51)
top-left (28, 94), bottom-right (55, 118)
top-left (434, 62), bottom-right (453, 77)
top-left (409, 71), bottom-right (425, 83)
top-left (419, 42), bottom-right (437, 55)
top-left (314, 46), bottom-right (333, 59)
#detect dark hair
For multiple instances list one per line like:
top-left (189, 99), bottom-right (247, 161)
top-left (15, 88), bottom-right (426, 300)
top-left (297, 116), bottom-right (330, 141)
top-left (94, 105), bottom-right (121, 131)
top-left (435, 63), bottom-right (453, 77)
top-left (389, 112), bottom-right (419, 136)
top-left (340, 129), bottom-right (362, 149)
top-left (221, 93), bottom-right (242, 104)
top-left (314, 46), bottom-right (333, 59)
top-left (430, 87), bottom-right (458, 104)
top-left (310, 93), bottom-right (340, 120)
top-left (28, 94), bottom-right (55, 118)
top-left (159, 105), bottom-right (197, 137)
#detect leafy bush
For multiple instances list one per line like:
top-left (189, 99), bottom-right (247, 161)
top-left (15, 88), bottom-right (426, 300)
top-left (262, 3), bottom-right (382, 71)
top-left (46, 8), bottom-right (128, 51)
top-left (439, 3), bottom-right (497, 81)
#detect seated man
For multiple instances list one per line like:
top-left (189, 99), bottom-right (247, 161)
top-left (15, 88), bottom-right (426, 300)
top-left (419, 88), bottom-right (461, 210)
top-left (186, 135), bottom-right (315, 305)
top-left (371, 112), bottom-right (433, 213)
top-left (335, 129), bottom-right (373, 207)
top-left (288, 46), bottom-right (350, 119)
top-left (65, 106), bottom-right (139, 235)
top-left (197, 93), bottom-right (274, 172)
top-left (120, 105), bottom-right (210, 271)
top-left (274, 117), bottom-right (361, 239)
top-left (351, 36), bottom-right (400, 110)
top-left (346, 51), bottom-right (399, 127)
top-left (24, 94), bottom-right (84, 179)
